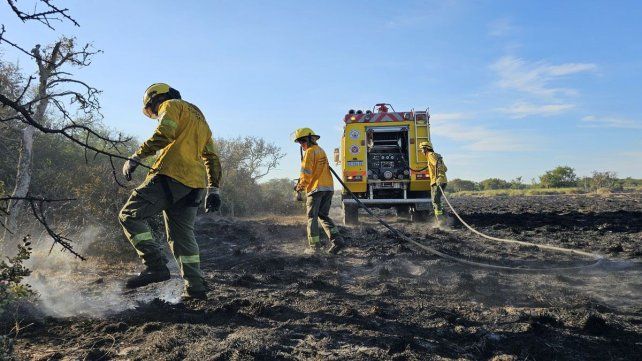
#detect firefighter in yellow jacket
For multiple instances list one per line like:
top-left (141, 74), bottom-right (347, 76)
top-left (119, 83), bottom-right (221, 300)
top-left (420, 141), bottom-right (448, 225)
top-left (293, 128), bottom-right (344, 254)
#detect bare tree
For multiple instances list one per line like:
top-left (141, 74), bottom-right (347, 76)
top-left (0, 1), bottom-right (134, 258)
top-left (6, 41), bottom-right (66, 234)
top-left (215, 137), bottom-right (285, 216)
top-left (217, 136), bottom-right (286, 182)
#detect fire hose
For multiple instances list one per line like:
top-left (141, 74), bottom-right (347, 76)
top-left (329, 167), bottom-right (604, 272)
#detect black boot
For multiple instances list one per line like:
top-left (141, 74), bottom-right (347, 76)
top-left (328, 237), bottom-right (345, 255)
top-left (125, 266), bottom-right (170, 289)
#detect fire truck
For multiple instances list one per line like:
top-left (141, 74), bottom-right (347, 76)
top-left (334, 103), bottom-right (432, 225)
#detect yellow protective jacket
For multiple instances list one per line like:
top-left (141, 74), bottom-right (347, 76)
top-left (135, 99), bottom-right (221, 189)
top-left (298, 144), bottom-right (334, 195)
top-left (427, 152), bottom-right (448, 186)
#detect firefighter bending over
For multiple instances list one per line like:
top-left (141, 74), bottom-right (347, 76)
top-left (420, 141), bottom-right (448, 225)
top-left (120, 83), bottom-right (221, 301)
top-left (293, 128), bottom-right (344, 254)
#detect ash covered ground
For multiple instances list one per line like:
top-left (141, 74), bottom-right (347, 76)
top-left (6, 194), bottom-right (642, 360)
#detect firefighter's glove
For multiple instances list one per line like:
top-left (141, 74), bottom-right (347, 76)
top-left (122, 154), bottom-right (141, 181)
top-left (205, 187), bottom-right (221, 213)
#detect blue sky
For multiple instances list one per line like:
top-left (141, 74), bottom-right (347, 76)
top-left (2, 0), bottom-right (641, 182)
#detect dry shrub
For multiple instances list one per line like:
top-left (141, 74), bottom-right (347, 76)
top-left (595, 187), bottom-right (612, 196)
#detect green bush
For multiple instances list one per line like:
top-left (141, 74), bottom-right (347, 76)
top-left (589, 171), bottom-right (622, 191)
top-left (577, 172), bottom-right (631, 192)
top-left (509, 176), bottom-right (528, 190)
top-left (539, 166), bottom-right (578, 188)
top-left (0, 237), bottom-right (33, 316)
top-left (621, 177), bottom-right (642, 189)
top-left (0, 237), bottom-right (32, 361)
top-left (448, 179), bottom-right (478, 192)
top-left (479, 178), bottom-right (511, 190)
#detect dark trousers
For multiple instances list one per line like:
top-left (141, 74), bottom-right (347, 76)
top-left (306, 191), bottom-right (339, 246)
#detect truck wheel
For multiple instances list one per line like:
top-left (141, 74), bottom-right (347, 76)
top-left (396, 205), bottom-right (410, 220)
top-left (410, 210), bottom-right (429, 222)
top-left (343, 203), bottom-right (359, 225)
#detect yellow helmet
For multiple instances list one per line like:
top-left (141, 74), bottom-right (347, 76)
top-left (419, 141), bottom-right (433, 150)
top-left (291, 127), bottom-right (320, 143)
top-left (143, 83), bottom-right (182, 118)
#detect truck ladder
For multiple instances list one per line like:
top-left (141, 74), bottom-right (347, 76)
top-left (413, 109), bottom-right (430, 166)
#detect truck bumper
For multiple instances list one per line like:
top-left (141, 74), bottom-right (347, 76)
top-left (342, 198), bottom-right (431, 209)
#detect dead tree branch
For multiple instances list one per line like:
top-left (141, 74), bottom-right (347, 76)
top-left (0, 25), bottom-right (41, 60)
top-left (0, 38), bottom-right (139, 168)
top-left (0, 2), bottom-right (138, 257)
top-left (6, 0), bottom-right (79, 29)
top-left (1, 0), bottom-right (79, 62)
top-left (0, 196), bottom-right (84, 260)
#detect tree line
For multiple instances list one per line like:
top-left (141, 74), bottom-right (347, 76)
top-left (448, 166), bottom-right (642, 193)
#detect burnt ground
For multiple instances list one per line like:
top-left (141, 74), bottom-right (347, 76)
top-left (5, 193), bottom-right (642, 360)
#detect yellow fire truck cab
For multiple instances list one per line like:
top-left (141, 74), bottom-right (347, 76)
top-left (334, 103), bottom-right (433, 225)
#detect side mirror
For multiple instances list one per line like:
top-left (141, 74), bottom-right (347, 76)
top-left (334, 148), bottom-right (341, 164)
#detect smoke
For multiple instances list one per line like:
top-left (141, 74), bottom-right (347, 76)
top-left (576, 260), bottom-right (642, 310)
top-left (24, 226), bottom-right (182, 318)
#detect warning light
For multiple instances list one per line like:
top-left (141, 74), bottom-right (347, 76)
top-left (375, 103), bottom-right (388, 113)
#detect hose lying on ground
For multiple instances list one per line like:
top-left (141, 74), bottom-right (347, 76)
top-left (330, 167), bottom-right (604, 272)
top-left (438, 185), bottom-right (602, 260)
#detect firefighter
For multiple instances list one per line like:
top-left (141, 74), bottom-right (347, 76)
top-left (119, 83), bottom-right (221, 301)
top-left (419, 141), bottom-right (448, 225)
top-left (292, 128), bottom-right (344, 254)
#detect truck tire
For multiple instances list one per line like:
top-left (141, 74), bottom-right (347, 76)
top-left (410, 209), bottom-right (430, 222)
top-left (343, 203), bottom-right (359, 225)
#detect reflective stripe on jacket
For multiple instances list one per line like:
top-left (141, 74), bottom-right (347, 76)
top-left (427, 152), bottom-right (448, 186)
top-left (299, 145), bottom-right (334, 195)
top-left (135, 99), bottom-right (221, 189)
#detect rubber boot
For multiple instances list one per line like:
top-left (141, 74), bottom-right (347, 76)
top-left (181, 279), bottom-right (210, 301)
top-left (433, 210), bottom-right (444, 228)
top-left (328, 237), bottom-right (344, 255)
top-left (125, 265), bottom-right (171, 289)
